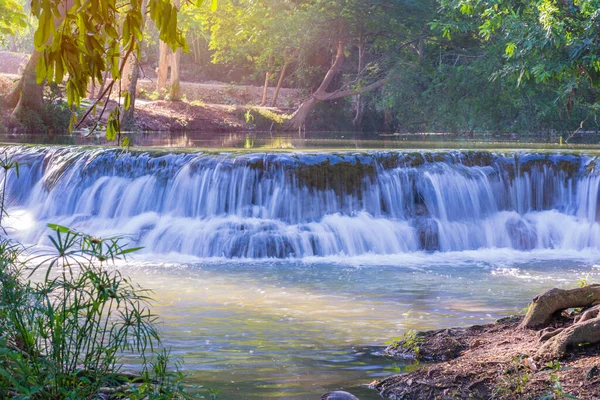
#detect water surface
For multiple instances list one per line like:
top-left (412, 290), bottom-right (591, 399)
top-left (114, 252), bottom-right (599, 399)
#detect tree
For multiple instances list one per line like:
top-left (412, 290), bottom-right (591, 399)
top-left (0, 0), bottom-right (38, 115)
top-left (284, 0), bottom-right (435, 131)
top-left (0, 0), bottom-right (26, 38)
top-left (156, 0), bottom-right (216, 100)
top-left (204, 0), bottom-right (301, 106)
top-left (435, 0), bottom-right (600, 125)
top-left (120, 0), bottom-right (149, 131)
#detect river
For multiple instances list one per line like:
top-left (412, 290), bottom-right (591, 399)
top-left (4, 145), bottom-right (600, 398)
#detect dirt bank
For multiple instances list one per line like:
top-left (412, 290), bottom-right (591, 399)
top-left (375, 314), bottom-right (600, 399)
top-left (0, 51), bottom-right (300, 133)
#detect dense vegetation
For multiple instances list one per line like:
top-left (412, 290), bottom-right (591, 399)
top-left (0, 0), bottom-right (599, 136)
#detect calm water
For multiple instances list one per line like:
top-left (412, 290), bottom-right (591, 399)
top-left (3, 130), bottom-right (600, 149)
top-left (115, 252), bottom-right (599, 399)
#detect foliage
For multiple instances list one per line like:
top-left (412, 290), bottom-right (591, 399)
top-left (241, 107), bottom-right (289, 129)
top-left (387, 330), bottom-right (424, 359)
top-left (203, 0), bottom-right (303, 82)
top-left (11, 100), bottom-right (71, 134)
top-left (0, 0), bottom-right (27, 38)
top-left (434, 0), bottom-right (600, 124)
top-left (305, 100), bottom-right (355, 132)
top-left (491, 355), bottom-right (532, 398)
top-left (4, 0), bottom-right (600, 133)
top-left (26, 0), bottom-right (217, 136)
top-left (378, 47), bottom-right (596, 134)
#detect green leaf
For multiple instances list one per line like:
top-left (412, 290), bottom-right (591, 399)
top-left (35, 54), bottom-right (48, 84)
top-left (47, 223), bottom-right (71, 233)
top-left (121, 136), bottom-right (130, 148)
top-left (120, 246), bottom-right (144, 254)
top-left (124, 91), bottom-right (131, 110)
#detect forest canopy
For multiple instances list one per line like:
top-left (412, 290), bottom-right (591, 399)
top-left (0, 0), bottom-right (599, 136)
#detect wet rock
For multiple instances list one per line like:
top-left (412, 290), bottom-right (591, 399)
top-left (385, 326), bottom-right (487, 361)
top-left (320, 391), bottom-right (360, 400)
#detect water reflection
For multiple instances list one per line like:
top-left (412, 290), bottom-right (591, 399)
top-left (4, 130), bottom-right (600, 149)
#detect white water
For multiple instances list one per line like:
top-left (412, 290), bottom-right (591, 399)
top-left (4, 146), bottom-right (600, 259)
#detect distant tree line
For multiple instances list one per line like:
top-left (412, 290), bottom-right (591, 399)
top-left (1, 0), bottom-right (599, 136)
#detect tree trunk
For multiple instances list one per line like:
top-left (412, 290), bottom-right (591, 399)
top-left (120, 0), bottom-right (148, 130)
top-left (271, 62), bottom-right (288, 107)
top-left (287, 97), bottom-right (318, 131)
top-left (9, 35), bottom-right (17, 52)
top-left (353, 39), bottom-right (365, 129)
top-left (192, 37), bottom-right (199, 63)
top-left (261, 70), bottom-right (270, 106)
top-left (170, 48), bottom-right (182, 100)
top-left (286, 41), bottom-right (345, 130)
top-left (261, 55), bottom-right (274, 106)
top-left (2, 69), bottom-right (25, 109)
top-left (11, 51), bottom-right (43, 118)
top-left (120, 61), bottom-right (140, 131)
top-left (286, 40), bottom-right (396, 131)
top-left (157, 40), bottom-right (169, 93)
top-left (121, 53), bottom-right (135, 93)
top-left (7, 0), bottom-right (72, 116)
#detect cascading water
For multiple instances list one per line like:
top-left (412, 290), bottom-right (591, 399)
top-left (4, 146), bottom-right (600, 258)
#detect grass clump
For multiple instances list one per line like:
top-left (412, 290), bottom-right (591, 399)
top-left (242, 107), bottom-right (290, 130)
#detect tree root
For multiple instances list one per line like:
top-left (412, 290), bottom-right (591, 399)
top-left (521, 285), bottom-right (600, 329)
top-left (537, 316), bottom-right (600, 360)
top-left (538, 327), bottom-right (564, 342)
top-left (515, 285), bottom-right (600, 360)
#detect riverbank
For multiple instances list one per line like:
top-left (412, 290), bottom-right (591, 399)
top-left (0, 74), bottom-right (295, 133)
top-left (376, 306), bottom-right (600, 399)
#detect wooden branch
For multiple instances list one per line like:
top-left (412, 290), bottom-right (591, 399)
top-left (75, 45), bottom-right (135, 130)
top-left (314, 75), bottom-right (398, 101)
top-left (314, 40), bottom-right (345, 95)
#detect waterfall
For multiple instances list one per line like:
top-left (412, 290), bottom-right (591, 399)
top-left (4, 146), bottom-right (600, 258)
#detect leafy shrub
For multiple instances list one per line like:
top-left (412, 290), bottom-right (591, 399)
top-left (241, 107), bottom-right (289, 130)
top-left (12, 106), bottom-right (47, 133)
top-left (12, 100), bottom-right (71, 135)
top-left (41, 100), bottom-right (71, 134)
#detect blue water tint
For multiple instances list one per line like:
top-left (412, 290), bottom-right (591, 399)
top-left (5, 146), bottom-right (600, 258)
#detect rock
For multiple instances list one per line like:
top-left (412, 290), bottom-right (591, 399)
top-left (320, 391), bottom-right (360, 400)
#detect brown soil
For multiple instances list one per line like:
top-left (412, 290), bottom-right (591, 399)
top-left (136, 79), bottom-right (301, 108)
top-left (133, 101), bottom-right (246, 131)
top-left (376, 315), bottom-right (600, 399)
top-left (0, 51), bottom-right (300, 133)
top-left (0, 73), bottom-right (19, 95)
